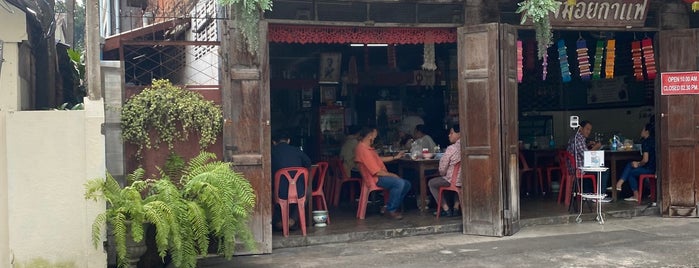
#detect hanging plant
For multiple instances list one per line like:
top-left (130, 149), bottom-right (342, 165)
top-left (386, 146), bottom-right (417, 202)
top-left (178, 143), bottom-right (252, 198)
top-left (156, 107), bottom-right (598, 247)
top-left (121, 79), bottom-right (223, 158)
top-left (218, 0), bottom-right (274, 55)
top-left (516, 0), bottom-right (561, 59)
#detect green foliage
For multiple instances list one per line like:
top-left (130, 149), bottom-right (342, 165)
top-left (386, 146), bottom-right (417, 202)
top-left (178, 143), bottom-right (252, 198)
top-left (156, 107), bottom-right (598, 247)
top-left (55, 1), bottom-right (86, 51)
top-left (86, 152), bottom-right (256, 268)
top-left (516, 0), bottom-right (561, 59)
top-left (121, 79), bottom-right (223, 158)
top-left (218, 0), bottom-right (273, 55)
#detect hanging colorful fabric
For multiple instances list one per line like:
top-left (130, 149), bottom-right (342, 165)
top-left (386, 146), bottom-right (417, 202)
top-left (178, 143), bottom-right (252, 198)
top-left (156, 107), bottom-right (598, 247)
top-left (592, 40), bottom-right (605, 80)
top-left (542, 50), bottom-right (549, 81)
top-left (642, 37), bottom-right (656, 80)
top-left (631, 40), bottom-right (644, 81)
top-left (576, 39), bottom-right (591, 81)
top-left (605, 39), bottom-right (615, 79)
top-left (517, 40), bottom-right (523, 83)
top-left (558, 39), bottom-right (571, 83)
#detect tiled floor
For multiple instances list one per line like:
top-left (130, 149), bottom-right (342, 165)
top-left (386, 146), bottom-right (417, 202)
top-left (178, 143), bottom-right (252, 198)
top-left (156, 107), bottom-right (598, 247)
top-left (272, 192), bottom-right (651, 246)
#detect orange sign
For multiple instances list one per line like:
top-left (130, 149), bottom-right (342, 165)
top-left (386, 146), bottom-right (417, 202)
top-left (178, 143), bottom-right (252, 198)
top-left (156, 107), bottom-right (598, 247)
top-left (661, 71), bottom-right (699, 95)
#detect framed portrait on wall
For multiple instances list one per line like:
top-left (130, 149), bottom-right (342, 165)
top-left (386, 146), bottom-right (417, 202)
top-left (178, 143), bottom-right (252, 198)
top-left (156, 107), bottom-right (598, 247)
top-left (319, 53), bottom-right (342, 84)
top-left (321, 86), bottom-right (337, 104)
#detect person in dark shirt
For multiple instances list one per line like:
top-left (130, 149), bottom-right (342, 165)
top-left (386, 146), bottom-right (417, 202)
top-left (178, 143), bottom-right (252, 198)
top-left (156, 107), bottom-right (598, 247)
top-left (615, 123), bottom-right (656, 202)
top-left (271, 131), bottom-right (312, 230)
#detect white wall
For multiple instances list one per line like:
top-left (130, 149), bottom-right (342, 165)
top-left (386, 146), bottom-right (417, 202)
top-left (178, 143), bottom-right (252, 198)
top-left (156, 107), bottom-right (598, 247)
top-left (0, 98), bottom-right (106, 268)
top-left (537, 106), bottom-right (654, 147)
top-left (0, 4), bottom-right (28, 112)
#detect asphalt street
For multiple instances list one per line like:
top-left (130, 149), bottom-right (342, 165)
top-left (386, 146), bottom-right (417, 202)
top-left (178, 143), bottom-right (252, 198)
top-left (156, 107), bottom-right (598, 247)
top-left (200, 216), bottom-right (699, 268)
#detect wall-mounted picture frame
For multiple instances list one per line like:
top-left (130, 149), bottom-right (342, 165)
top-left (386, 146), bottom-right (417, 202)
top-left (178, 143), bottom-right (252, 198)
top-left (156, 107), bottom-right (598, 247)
top-left (319, 52), bottom-right (342, 84)
top-left (321, 86), bottom-right (337, 104)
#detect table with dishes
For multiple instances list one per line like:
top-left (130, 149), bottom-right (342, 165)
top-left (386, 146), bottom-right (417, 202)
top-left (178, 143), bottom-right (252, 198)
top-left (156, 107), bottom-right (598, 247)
top-left (396, 156), bottom-right (440, 212)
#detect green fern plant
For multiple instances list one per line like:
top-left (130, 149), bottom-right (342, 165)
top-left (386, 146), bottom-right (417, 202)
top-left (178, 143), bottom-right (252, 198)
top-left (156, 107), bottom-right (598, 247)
top-left (86, 151), bottom-right (257, 268)
top-left (516, 0), bottom-right (561, 59)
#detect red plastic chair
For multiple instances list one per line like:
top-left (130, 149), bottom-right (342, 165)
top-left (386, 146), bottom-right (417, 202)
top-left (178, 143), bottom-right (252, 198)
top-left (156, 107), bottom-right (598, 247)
top-left (310, 161), bottom-right (330, 224)
top-left (436, 161), bottom-right (461, 219)
top-left (519, 152), bottom-right (543, 195)
top-left (356, 163), bottom-right (389, 219)
top-left (638, 174), bottom-right (657, 205)
top-left (541, 150), bottom-right (563, 196)
top-left (559, 151), bottom-right (597, 207)
top-left (330, 158), bottom-right (361, 208)
top-left (273, 167), bottom-right (309, 237)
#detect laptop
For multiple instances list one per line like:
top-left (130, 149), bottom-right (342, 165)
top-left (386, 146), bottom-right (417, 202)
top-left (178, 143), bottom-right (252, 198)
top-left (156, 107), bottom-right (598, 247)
top-left (583, 150), bottom-right (605, 168)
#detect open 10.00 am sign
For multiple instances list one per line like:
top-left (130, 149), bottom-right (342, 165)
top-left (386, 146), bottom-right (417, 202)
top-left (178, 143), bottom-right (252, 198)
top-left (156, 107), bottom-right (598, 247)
top-left (661, 72), bottom-right (699, 95)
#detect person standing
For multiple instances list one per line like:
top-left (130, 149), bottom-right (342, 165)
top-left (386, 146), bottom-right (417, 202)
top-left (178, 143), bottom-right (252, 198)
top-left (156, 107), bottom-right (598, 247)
top-left (615, 123), bottom-right (656, 202)
top-left (271, 131), bottom-right (312, 230)
top-left (354, 126), bottom-right (411, 220)
top-left (428, 124), bottom-right (462, 217)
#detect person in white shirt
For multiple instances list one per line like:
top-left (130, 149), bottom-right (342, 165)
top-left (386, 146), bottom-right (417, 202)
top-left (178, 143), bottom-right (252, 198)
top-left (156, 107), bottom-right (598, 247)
top-left (410, 124), bottom-right (437, 153)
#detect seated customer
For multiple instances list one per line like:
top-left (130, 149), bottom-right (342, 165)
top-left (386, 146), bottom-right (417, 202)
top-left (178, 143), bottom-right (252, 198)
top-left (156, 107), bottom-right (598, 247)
top-left (271, 131), bottom-right (312, 230)
top-left (428, 124), bottom-right (462, 217)
top-left (354, 126), bottom-right (411, 220)
top-left (340, 125), bottom-right (361, 178)
top-left (615, 123), bottom-right (656, 202)
top-left (410, 124), bottom-right (437, 153)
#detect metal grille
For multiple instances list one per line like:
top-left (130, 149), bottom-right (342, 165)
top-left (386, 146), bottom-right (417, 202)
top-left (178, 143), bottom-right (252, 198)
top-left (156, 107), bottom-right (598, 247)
top-left (123, 42), bottom-right (220, 86)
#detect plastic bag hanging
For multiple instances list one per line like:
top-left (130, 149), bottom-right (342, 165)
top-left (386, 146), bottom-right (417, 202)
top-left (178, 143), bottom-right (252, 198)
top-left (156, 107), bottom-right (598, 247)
top-left (576, 39), bottom-right (591, 81)
top-left (592, 40), bottom-right (605, 80)
top-left (517, 40), bottom-right (523, 83)
top-left (605, 39), bottom-right (616, 79)
top-left (422, 43), bottom-right (437, 71)
top-left (558, 39), bottom-right (571, 83)
top-left (642, 37), bottom-right (656, 80)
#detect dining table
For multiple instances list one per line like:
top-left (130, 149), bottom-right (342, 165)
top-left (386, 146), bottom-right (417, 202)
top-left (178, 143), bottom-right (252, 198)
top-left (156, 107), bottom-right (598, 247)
top-left (605, 150), bottom-right (641, 201)
top-left (396, 157), bottom-right (440, 212)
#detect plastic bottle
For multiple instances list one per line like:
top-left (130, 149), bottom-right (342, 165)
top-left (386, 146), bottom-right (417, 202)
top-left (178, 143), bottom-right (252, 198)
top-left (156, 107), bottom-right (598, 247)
top-left (549, 135), bottom-right (555, 148)
top-left (611, 136), bottom-right (617, 151)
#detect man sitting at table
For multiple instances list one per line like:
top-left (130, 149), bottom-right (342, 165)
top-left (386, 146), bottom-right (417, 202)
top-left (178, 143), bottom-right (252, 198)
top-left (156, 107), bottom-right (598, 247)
top-left (354, 126), bottom-right (411, 220)
top-left (340, 125), bottom-right (361, 178)
top-left (410, 124), bottom-right (437, 154)
top-left (614, 123), bottom-right (656, 202)
top-left (428, 124), bottom-right (462, 217)
top-left (271, 131), bottom-right (312, 231)
top-left (567, 120), bottom-right (610, 197)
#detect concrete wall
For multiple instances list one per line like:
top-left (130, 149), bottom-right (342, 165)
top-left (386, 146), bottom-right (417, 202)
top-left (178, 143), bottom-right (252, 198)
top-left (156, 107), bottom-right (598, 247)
top-left (0, 98), bottom-right (107, 268)
top-left (0, 4), bottom-right (28, 112)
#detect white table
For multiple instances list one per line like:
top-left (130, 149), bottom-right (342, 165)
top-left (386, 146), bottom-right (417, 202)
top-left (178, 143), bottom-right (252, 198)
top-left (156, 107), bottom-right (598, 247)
top-left (577, 167), bottom-right (609, 224)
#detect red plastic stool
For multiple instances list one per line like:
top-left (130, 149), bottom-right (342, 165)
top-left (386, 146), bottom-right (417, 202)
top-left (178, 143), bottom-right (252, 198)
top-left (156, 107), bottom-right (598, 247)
top-left (638, 174), bottom-right (657, 205)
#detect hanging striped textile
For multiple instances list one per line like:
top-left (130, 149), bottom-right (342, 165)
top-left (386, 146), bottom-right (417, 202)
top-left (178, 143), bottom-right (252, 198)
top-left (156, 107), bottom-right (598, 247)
top-left (631, 40), bottom-right (644, 81)
top-left (542, 51), bottom-right (549, 81)
top-left (558, 39), bottom-right (571, 83)
top-left (642, 37), bottom-right (656, 80)
top-left (517, 40), bottom-right (523, 83)
top-left (605, 39), bottom-right (616, 79)
top-left (576, 39), bottom-right (591, 81)
top-left (592, 40), bottom-right (605, 80)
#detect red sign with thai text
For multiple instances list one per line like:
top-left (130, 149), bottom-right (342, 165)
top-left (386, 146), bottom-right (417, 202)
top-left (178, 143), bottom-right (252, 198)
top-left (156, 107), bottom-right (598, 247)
top-left (661, 71), bottom-right (699, 95)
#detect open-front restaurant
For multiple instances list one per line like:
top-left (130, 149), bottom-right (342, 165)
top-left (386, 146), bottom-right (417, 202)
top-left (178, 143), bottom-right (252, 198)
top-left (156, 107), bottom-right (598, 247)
top-left (244, 0), bottom-right (699, 248)
top-left (102, 0), bottom-right (699, 255)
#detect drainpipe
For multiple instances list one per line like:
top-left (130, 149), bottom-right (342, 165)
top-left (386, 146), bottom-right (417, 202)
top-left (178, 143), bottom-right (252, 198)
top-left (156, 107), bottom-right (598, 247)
top-left (114, 0), bottom-right (121, 34)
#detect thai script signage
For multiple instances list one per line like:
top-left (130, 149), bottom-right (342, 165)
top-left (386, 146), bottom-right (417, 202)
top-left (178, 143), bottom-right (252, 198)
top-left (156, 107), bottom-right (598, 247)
top-left (661, 72), bottom-right (699, 95)
top-left (525, 0), bottom-right (650, 28)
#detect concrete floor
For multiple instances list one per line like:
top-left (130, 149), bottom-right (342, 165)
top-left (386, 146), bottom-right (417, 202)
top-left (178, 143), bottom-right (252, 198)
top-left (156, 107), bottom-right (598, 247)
top-left (271, 192), bottom-right (656, 249)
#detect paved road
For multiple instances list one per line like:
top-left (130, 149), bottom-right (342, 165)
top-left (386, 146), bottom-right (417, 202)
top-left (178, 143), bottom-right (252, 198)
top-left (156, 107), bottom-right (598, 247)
top-left (201, 216), bottom-right (699, 268)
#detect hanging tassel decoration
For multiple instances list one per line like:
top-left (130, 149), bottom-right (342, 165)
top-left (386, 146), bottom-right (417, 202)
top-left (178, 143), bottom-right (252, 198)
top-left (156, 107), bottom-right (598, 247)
top-left (592, 40), bottom-right (605, 80)
top-left (631, 40), bottom-right (644, 81)
top-left (517, 40), bottom-right (523, 83)
top-left (693, 1), bottom-right (699, 12)
top-left (605, 39), bottom-right (615, 79)
top-left (542, 50), bottom-right (549, 81)
top-left (422, 43), bottom-right (437, 71)
top-left (387, 44), bottom-right (397, 70)
top-left (558, 39), bottom-right (571, 83)
top-left (642, 37), bottom-right (656, 80)
top-left (576, 39), bottom-right (591, 80)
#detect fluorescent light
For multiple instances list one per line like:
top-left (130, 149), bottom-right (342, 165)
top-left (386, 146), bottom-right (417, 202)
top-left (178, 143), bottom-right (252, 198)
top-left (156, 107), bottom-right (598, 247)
top-left (350, 44), bottom-right (388, 47)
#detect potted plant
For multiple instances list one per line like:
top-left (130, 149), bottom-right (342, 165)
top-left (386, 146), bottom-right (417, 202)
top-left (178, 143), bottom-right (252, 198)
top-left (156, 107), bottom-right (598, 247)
top-left (516, 0), bottom-right (562, 59)
top-left (121, 79), bottom-right (223, 159)
top-left (86, 151), bottom-right (257, 268)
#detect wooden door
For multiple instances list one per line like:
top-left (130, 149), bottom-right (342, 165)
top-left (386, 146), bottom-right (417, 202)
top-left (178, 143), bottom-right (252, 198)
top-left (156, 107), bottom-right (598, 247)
top-left (458, 23), bottom-right (519, 236)
top-left (219, 20), bottom-right (273, 252)
top-left (657, 29), bottom-right (699, 217)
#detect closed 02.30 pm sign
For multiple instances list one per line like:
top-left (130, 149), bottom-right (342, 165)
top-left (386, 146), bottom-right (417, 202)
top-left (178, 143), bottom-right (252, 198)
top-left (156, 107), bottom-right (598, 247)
top-left (661, 71), bottom-right (699, 95)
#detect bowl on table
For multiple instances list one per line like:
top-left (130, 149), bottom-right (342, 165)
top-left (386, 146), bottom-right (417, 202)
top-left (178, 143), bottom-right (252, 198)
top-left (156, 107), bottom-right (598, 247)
top-left (422, 153), bottom-right (434, 159)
